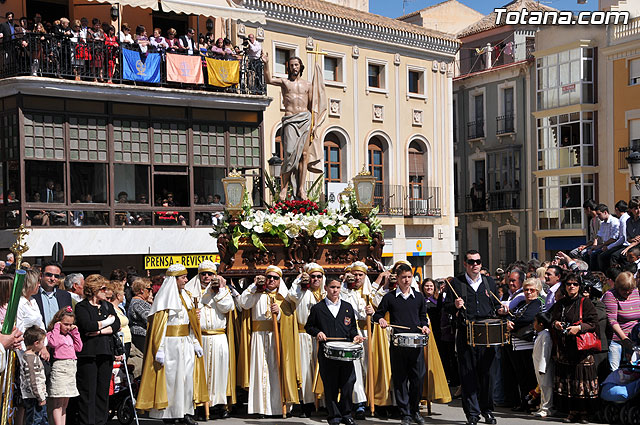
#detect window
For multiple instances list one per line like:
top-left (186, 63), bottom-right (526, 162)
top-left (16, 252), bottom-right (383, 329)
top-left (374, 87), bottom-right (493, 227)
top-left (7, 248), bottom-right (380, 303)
top-left (408, 141), bottom-right (426, 199)
top-left (408, 69), bottom-right (425, 95)
top-left (468, 93), bottom-right (485, 139)
top-left (70, 163), bottom-right (107, 204)
top-left (367, 61), bottom-right (386, 90)
top-left (537, 111), bottom-right (595, 170)
top-left (499, 230), bottom-right (517, 267)
top-left (274, 45), bottom-right (296, 75)
top-left (368, 138), bottom-right (385, 207)
top-left (536, 47), bottom-right (594, 110)
top-left (324, 134), bottom-right (341, 183)
top-left (323, 55), bottom-right (343, 83)
top-left (25, 161), bottom-right (65, 203)
top-left (114, 164), bottom-right (149, 204)
top-left (153, 174), bottom-right (190, 207)
top-left (193, 167), bottom-right (226, 205)
top-left (497, 87), bottom-right (515, 134)
top-left (631, 58), bottom-right (640, 86)
top-left (487, 149), bottom-right (521, 210)
top-left (538, 174), bottom-right (594, 230)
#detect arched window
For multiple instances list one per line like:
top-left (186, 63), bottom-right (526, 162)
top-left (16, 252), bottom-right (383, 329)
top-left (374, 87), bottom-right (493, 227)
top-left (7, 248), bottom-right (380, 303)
top-left (409, 140), bottom-right (426, 199)
top-left (324, 133), bottom-right (341, 183)
top-left (368, 137), bottom-right (384, 207)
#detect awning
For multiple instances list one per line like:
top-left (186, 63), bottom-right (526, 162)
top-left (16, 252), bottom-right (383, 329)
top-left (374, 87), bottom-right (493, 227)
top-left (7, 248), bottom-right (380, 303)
top-left (89, 0), bottom-right (159, 10)
top-left (88, 0), bottom-right (266, 23)
top-left (160, 0), bottom-right (266, 23)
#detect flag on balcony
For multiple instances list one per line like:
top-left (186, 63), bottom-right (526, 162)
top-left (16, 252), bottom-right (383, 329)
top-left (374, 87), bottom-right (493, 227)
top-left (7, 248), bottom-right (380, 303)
top-left (122, 49), bottom-right (161, 83)
top-left (166, 53), bottom-right (204, 84)
top-left (205, 58), bottom-right (239, 87)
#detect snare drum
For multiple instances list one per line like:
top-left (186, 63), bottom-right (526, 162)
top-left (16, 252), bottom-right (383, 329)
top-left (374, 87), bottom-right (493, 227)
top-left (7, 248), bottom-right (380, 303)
top-left (466, 319), bottom-right (510, 347)
top-left (323, 341), bottom-right (363, 361)
top-left (392, 332), bottom-right (429, 348)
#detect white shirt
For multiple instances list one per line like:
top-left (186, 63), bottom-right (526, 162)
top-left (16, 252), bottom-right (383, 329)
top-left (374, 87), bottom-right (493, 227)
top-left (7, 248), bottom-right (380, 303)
top-left (610, 212), bottom-right (630, 248)
top-left (395, 287), bottom-right (416, 300)
top-left (247, 39), bottom-right (262, 59)
top-left (465, 273), bottom-right (483, 292)
top-left (597, 214), bottom-right (620, 244)
top-left (544, 282), bottom-right (561, 311)
top-left (325, 297), bottom-right (341, 318)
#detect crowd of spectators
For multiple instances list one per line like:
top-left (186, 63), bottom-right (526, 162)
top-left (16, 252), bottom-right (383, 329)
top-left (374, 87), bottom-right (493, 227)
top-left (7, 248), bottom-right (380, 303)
top-left (0, 11), bottom-right (262, 83)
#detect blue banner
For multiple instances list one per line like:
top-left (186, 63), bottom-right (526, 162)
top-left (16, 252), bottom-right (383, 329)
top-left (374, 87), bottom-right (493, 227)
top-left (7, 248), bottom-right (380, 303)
top-left (122, 49), bottom-right (161, 83)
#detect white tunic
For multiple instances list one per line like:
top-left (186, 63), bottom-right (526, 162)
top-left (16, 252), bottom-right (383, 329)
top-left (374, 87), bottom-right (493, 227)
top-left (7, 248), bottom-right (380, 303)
top-left (150, 293), bottom-right (198, 420)
top-left (238, 284), bottom-right (284, 415)
top-left (196, 285), bottom-right (234, 406)
top-left (287, 281), bottom-right (321, 404)
top-left (340, 287), bottom-right (368, 404)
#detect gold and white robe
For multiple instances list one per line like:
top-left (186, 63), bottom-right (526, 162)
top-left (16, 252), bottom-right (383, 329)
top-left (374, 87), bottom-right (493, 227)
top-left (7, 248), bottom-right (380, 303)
top-left (238, 285), bottom-right (284, 415)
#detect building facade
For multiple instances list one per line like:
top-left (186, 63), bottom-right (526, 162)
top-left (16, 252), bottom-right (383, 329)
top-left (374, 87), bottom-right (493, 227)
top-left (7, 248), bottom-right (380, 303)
top-left (246, 0), bottom-right (459, 279)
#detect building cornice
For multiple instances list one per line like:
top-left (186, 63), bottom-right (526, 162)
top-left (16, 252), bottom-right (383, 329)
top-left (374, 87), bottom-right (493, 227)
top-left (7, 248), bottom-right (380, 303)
top-left (245, 0), bottom-right (459, 57)
top-left (0, 77), bottom-right (272, 110)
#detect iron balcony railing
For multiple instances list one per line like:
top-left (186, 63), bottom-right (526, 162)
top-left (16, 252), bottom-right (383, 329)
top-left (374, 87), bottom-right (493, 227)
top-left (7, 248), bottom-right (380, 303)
top-left (496, 114), bottom-right (515, 135)
top-left (488, 190), bottom-right (521, 210)
top-left (0, 33), bottom-right (266, 95)
top-left (373, 184), bottom-right (441, 217)
top-left (467, 119), bottom-right (485, 140)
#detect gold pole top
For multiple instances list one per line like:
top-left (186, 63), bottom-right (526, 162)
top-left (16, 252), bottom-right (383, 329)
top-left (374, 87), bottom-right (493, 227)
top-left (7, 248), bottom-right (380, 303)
top-left (10, 225), bottom-right (30, 271)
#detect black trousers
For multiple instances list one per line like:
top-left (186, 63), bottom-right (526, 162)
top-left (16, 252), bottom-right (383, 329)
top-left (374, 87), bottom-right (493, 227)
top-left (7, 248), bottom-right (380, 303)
top-left (456, 333), bottom-right (496, 419)
top-left (77, 354), bottom-right (114, 425)
top-left (390, 345), bottom-right (425, 417)
top-left (319, 354), bottom-right (355, 424)
top-left (507, 347), bottom-right (537, 406)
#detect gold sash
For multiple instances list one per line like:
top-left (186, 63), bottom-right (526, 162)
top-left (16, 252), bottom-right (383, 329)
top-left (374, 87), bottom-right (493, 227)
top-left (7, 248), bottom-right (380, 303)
top-left (201, 328), bottom-right (225, 336)
top-left (251, 320), bottom-right (273, 332)
top-left (298, 323), bottom-right (307, 333)
top-left (165, 324), bottom-right (189, 337)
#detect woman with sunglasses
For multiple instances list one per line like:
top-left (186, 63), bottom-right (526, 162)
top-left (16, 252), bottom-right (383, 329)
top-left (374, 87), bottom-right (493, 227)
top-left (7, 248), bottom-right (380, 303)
top-left (504, 278), bottom-right (543, 412)
top-left (127, 277), bottom-right (153, 354)
top-left (549, 272), bottom-right (599, 424)
top-left (75, 274), bottom-right (121, 425)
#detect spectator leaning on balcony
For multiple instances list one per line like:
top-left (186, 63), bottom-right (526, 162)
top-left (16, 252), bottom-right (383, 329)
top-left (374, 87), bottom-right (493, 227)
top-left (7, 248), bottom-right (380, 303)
top-left (246, 33), bottom-right (261, 60)
top-left (88, 18), bottom-right (105, 82)
top-left (166, 28), bottom-right (179, 52)
top-left (119, 23), bottom-right (133, 44)
top-left (135, 25), bottom-right (149, 55)
top-left (178, 28), bottom-right (195, 55)
top-left (1, 12), bottom-right (16, 42)
top-left (150, 28), bottom-right (168, 52)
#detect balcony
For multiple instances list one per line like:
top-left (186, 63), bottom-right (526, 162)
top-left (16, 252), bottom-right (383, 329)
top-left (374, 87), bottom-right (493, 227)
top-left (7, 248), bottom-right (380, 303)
top-left (467, 120), bottom-right (485, 140)
top-left (465, 190), bottom-right (521, 213)
top-left (373, 184), bottom-right (442, 217)
top-left (0, 34), bottom-right (266, 95)
top-left (609, 16), bottom-right (640, 46)
top-left (496, 114), bottom-right (515, 135)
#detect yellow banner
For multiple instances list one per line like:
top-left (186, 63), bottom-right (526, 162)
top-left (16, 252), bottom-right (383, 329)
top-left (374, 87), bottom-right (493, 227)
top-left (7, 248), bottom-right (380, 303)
top-left (206, 58), bottom-right (240, 88)
top-left (144, 254), bottom-right (221, 270)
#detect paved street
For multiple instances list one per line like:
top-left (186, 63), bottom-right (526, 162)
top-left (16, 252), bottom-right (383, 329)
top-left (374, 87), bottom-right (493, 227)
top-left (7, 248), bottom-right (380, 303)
top-left (110, 401), bottom-right (558, 425)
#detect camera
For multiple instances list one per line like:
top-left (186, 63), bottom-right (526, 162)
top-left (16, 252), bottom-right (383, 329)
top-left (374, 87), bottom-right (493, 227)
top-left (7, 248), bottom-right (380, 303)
top-left (300, 272), bottom-right (310, 290)
top-left (255, 275), bottom-right (266, 292)
top-left (239, 35), bottom-right (249, 48)
top-left (561, 322), bottom-right (571, 336)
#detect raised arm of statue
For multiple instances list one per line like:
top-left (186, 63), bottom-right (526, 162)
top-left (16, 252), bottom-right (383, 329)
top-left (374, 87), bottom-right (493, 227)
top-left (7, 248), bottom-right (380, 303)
top-left (262, 52), bottom-right (283, 86)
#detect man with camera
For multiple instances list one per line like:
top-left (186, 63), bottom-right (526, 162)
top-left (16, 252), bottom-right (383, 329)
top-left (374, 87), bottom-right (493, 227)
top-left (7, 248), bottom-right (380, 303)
top-left (287, 263), bottom-right (326, 417)
top-left (185, 261), bottom-right (235, 420)
top-left (243, 33), bottom-right (261, 60)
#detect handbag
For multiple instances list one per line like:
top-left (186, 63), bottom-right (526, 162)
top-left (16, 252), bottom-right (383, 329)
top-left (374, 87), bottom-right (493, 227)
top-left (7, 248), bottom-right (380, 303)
top-left (575, 297), bottom-right (601, 351)
top-left (112, 333), bottom-right (125, 356)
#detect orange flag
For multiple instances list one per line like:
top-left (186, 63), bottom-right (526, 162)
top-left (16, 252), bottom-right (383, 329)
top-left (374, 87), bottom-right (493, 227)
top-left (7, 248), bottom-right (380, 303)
top-left (166, 53), bottom-right (204, 84)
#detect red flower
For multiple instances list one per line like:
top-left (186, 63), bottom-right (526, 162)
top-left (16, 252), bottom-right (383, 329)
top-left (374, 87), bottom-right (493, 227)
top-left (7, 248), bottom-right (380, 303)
top-left (269, 208), bottom-right (275, 213)
top-left (300, 208), bottom-right (306, 213)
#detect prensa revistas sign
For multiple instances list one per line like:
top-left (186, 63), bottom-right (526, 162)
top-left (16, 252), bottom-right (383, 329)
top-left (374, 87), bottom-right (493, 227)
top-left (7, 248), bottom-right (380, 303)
top-left (144, 254), bottom-right (221, 270)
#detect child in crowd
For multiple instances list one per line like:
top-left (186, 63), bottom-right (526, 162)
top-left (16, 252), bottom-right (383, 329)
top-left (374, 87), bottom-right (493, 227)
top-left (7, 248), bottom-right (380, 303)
top-left (19, 326), bottom-right (48, 425)
top-left (532, 311), bottom-right (553, 418)
top-left (46, 306), bottom-right (83, 425)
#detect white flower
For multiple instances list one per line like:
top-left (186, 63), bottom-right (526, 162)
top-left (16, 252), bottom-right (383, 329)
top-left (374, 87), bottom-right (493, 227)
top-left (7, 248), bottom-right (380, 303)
top-left (348, 218), bottom-right (362, 227)
top-left (338, 224), bottom-right (351, 236)
top-left (285, 228), bottom-right (299, 238)
top-left (253, 225), bottom-right (264, 233)
top-left (241, 220), bottom-right (253, 230)
top-left (320, 217), bottom-right (336, 227)
top-left (313, 229), bottom-right (327, 239)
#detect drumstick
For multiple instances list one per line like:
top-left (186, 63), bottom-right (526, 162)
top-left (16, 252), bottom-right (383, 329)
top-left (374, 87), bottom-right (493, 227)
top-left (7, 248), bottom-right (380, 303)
top-left (325, 337), bottom-right (348, 341)
top-left (445, 279), bottom-right (466, 310)
top-left (488, 290), bottom-right (514, 317)
top-left (375, 322), bottom-right (411, 330)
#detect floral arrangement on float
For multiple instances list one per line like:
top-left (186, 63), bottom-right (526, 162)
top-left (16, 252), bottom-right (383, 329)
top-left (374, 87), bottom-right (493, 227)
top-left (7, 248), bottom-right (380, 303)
top-left (211, 170), bottom-right (382, 252)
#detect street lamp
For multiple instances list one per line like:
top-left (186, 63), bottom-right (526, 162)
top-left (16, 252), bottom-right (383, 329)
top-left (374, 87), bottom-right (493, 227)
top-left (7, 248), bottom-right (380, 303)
top-left (627, 151), bottom-right (640, 189)
top-left (268, 153), bottom-right (283, 177)
top-left (352, 168), bottom-right (376, 215)
top-left (222, 169), bottom-right (246, 218)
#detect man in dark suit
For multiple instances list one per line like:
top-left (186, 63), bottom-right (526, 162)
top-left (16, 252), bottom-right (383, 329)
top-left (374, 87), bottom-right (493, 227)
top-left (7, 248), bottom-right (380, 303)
top-left (305, 277), bottom-right (365, 425)
top-left (0, 12), bottom-right (16, 42)
top-left (32, 260), bottom-right (73, 328)
top-left (444, 250), bottom-right (503, 425)
top-left (178, 28), bottom-right (195, 55)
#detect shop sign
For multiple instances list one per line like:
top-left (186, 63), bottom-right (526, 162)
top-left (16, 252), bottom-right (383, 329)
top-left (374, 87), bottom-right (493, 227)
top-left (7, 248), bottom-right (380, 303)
top-left (144, 254), bottom-right (220, 270)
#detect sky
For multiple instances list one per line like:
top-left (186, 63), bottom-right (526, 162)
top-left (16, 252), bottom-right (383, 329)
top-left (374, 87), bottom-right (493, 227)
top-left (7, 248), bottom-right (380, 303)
top-left (369, 0), bottom-right (600, 18)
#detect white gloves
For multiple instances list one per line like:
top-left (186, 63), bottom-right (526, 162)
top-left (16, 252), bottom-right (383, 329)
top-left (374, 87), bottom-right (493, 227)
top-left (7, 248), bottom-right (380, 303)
top-left (155, 350), bottom-right (165, 365)
top-left (100, 315), bottom-right (115, 328)
top-left (194, 342), bottom-right (204, 358)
